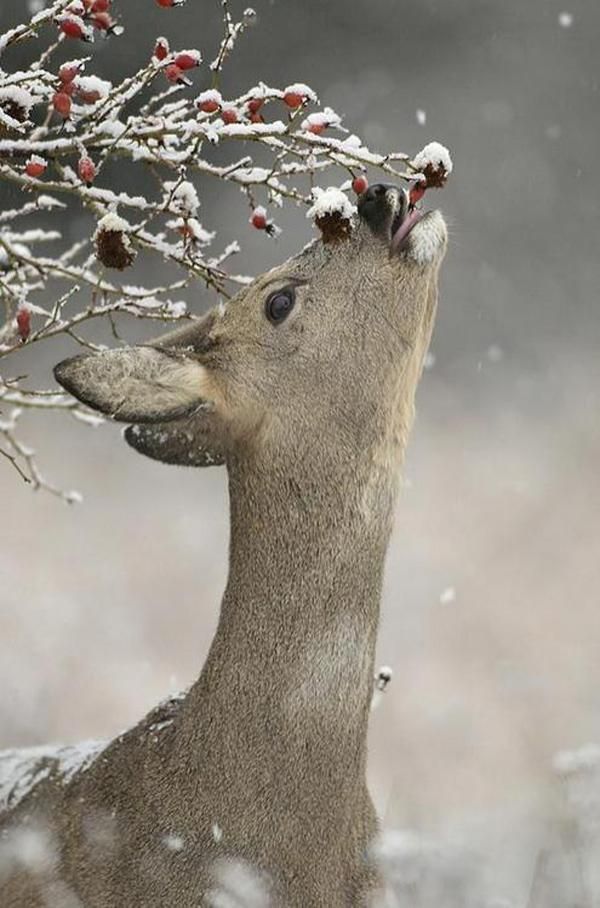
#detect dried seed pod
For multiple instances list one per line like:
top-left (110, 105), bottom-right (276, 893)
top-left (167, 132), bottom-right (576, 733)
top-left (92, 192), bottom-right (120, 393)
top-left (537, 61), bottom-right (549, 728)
top-left (411, 141), bottom-right (453, 189)
top-left (94, 213), bottom-right (136, 270)
top-left (314, 211), bottom-right (352, 244)
top-left (307, 187), bottom-right (355, 245)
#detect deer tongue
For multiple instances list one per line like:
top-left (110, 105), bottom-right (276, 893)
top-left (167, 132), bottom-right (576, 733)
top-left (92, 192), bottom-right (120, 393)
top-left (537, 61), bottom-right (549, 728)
top-left (391, 207), bottom-right (423, 252)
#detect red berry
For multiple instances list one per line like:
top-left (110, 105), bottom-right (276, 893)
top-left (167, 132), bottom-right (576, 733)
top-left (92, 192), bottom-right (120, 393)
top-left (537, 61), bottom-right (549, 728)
top-left (174, 50), bottom-right (201, 70)
top-left (249, 111), bottom-right (264, 124)
top-left (409, 181), bottom-right (426, 207)
top-left (156, 0), bottom-right (184, 6)
top-left (307, 122), bottom-right (325, 135)
top-left (283, 90), bottom-right (304, 109)
top-left (251, 209), bottom-right (267, 230)
top-left (25, 157), bottom-right (47, 179)
top-left (16, 307), bottom-right (31, 342)
top-left (52, 92), bottom-right (72, 118)
top-left (247, 97), bottom-right (263, 115)
top-left (75, 83), bottom-right (101, 104)
top-left (198, 99), bottom-right (220, 113)
top-left (221, 107), bottom-right (238, 124)
top-left (59, 18), bottom-right (86, 39)
top-left (78, 156), bottom-right (96, 184)
top-left (91, 0), bottom-right (110, 10)
top-left (352, 176), bottom-right (369, 195)
top-left (165, 64), bottom-right (183, 84)
top-left (153, 37), bottom-right (169, 61)
top-left (59, 62), bottom-right (81, 84)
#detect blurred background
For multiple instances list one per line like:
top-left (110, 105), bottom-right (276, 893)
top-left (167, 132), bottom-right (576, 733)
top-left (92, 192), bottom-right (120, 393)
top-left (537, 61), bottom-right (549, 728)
top-left (1, 0), bottom-right (599, 904)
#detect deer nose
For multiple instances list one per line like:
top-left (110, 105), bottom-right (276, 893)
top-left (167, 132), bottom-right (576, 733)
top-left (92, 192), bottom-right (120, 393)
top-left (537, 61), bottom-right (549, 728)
top-left (357, 183), bottom-right (407, 235)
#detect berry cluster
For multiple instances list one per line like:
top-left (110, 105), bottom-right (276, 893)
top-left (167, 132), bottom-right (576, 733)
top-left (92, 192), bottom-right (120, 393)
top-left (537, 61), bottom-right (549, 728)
top-left (56, 0), bottom-right (122, 42)
top-left (154, 38), bottom-right (202, 86)
top-left (0, 0), bottom-right (451, 499)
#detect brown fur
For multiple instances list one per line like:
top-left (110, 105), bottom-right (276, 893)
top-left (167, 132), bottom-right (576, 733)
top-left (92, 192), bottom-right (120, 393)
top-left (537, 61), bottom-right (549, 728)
top-left (0, 197), bottom-right (447, 907)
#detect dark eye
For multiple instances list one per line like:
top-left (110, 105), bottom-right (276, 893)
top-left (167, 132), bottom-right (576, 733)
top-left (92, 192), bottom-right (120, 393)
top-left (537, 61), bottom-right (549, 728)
top-left (266, 288), bottom-right (295, 324)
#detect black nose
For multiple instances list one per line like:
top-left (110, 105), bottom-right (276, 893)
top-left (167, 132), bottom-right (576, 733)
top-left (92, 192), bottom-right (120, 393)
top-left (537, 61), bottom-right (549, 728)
top-left (357, 183), bottom-right (406, 234)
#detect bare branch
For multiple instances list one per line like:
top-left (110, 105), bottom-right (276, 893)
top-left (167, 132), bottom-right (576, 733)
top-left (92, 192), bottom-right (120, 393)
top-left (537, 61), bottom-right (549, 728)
top-left (0, 0), bottom-right (450, 499)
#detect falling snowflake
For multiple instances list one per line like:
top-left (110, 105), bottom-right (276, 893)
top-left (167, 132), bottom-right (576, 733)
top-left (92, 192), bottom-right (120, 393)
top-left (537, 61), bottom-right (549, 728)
top-left (439, 587), bottom-right (456, 605)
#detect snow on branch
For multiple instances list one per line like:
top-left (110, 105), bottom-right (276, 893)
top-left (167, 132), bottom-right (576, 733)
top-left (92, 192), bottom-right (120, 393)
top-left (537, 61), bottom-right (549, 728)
top-left (0, 0), bottom-right (452, 500)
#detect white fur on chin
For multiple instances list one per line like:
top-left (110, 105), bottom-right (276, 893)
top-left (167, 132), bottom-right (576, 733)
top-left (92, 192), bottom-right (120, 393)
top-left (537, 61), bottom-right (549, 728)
top-left (406, 210), bottom-right (447, 266)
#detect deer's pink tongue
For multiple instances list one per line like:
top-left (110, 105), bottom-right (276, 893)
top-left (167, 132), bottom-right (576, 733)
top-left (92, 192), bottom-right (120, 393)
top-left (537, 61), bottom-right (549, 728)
top-left (391, 208), bottom-right (423, 251)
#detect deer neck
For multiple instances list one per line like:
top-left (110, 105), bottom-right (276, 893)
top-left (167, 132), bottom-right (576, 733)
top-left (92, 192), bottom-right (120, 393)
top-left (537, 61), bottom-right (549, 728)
top-left (182, 434), bottom-right (403, 810)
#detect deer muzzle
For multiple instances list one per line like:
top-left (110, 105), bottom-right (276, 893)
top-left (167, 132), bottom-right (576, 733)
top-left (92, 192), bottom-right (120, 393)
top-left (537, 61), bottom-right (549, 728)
top-left (357, 182), bottom-right (423, 253)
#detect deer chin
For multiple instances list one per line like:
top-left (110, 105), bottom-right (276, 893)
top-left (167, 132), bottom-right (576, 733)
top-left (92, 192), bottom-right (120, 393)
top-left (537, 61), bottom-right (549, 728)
top-left (392, 209), bottom-right (446, 266)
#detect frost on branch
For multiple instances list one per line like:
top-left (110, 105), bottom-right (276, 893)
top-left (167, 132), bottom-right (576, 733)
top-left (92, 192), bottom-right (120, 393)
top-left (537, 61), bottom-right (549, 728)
top-left (0, 0), bottom-right (452, 499)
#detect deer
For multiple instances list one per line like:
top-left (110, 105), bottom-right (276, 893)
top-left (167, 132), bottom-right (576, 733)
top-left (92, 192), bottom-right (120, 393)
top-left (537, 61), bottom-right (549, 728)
top-left (0, 184), bottom-right (447, 907)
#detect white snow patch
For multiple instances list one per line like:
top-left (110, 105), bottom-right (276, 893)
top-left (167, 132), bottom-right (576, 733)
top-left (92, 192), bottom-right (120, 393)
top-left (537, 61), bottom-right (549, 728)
top-left (416, 108), bottom-right (427, 125)
top-left (232, 167), bottom-right (270, 184)
top-left (412, 141), bottom-right (453, 175)
top-left (74, 75), bottom-right (112, 101)
top-left (95, 212), bottom-right (131, 234)
top-left (301, 106), bottom-right (342, 132)
top-left (166, 300), bottom-right (187, 318)
top-left (218, 121), bottom-right (287, 138)
top-left (60, 56), bottom-right (89, 75)
top-left (7, 229), bottom-right (59, 244)
top-left (167, 216), bottom-right (214, 245)
top-left (306, 186), bottom-right (355, 221)
top-left (0, 740), bottom-right (106, 811)
top-left (36, 195), bottom-right (66, 210)
top-left (0, 85), bottom-right (35, 115)
top-left (558, 11), bottom-right (573, 27)
top-left (97, 118), bottom-right (127, 139)
top-left (164, 180), bottom-right (200, 216)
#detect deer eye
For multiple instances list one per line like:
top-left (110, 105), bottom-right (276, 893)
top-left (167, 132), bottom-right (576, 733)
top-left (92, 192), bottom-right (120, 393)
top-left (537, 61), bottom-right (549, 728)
top-left (266, 288), bottom-right (295, 324)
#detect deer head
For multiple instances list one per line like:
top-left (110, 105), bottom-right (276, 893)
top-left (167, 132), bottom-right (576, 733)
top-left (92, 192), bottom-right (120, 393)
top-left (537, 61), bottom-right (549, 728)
top-left (54, 186), bottom-right (447, 472)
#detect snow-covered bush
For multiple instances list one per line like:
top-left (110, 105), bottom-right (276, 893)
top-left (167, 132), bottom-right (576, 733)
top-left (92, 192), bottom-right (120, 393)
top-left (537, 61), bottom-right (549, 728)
top-left (0, 0), bottom-right (451, 499)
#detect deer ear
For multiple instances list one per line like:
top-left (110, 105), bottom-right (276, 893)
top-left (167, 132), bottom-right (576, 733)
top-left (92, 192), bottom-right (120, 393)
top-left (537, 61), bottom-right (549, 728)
top-left (54, 346), bottom-right (213, 424)
top-left (124, 411), bottom-right (225, 467)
